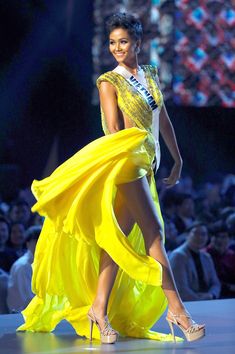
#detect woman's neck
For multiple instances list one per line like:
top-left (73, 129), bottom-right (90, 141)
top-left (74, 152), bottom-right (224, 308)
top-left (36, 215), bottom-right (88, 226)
top-left (118, 60), bottom-right (140, 76)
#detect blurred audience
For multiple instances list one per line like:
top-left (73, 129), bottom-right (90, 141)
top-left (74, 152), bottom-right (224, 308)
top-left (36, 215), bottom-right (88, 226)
top-left (169, 222), bottom-right (221, 301)
top-left (0, 217), bottom-right (17, 272)
top-left (203, 182), bottom-right (222, 215)
top-left (7, 226), bottom-right (41, 313)
top-left (174, 193), bottom-right (195, 234)
top-left (8, 200), bottom-right (31, 227)
top-left (8, 222), bottom-right (27, 258)
top-left (161, 189), bottom-right (178, 222)
top-left (206, 226), bottom-right (235, 299)
top-left (164, 220), bottom-right (180, 253)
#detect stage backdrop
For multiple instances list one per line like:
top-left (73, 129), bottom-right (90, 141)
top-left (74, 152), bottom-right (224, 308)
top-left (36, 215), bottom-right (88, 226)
top-left (92, 0), bottom-right (235, 107)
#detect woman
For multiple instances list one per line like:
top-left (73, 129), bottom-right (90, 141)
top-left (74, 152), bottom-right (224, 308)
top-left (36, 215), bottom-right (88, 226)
top-left (9, 222), bottom-right (27, 258)
top-left (18, 13), bottom-right (205, 343)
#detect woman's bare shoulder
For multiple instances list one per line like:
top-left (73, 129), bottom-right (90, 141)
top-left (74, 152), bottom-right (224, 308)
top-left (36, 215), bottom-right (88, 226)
top-left (96, 71), bottom-right (120, 89)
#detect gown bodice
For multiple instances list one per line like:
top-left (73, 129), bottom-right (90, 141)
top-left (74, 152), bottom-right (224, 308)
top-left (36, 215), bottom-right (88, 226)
top-left (96, 65), bottom-right (163, 164)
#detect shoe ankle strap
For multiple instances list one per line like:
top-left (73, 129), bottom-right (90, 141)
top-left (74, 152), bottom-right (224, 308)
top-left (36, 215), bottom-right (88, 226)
top-left (168, 309), bottom-right (191, 319)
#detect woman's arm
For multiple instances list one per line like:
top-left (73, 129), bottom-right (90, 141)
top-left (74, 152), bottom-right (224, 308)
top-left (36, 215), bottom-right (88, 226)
top-left (159, 103), bottom-right (182, 164)
top-left (159, 103), bottom-right (183, 187)
top-left (154, 72), bottom-right (183, 187)
top-left (98, 81), bottom-right (124, 133)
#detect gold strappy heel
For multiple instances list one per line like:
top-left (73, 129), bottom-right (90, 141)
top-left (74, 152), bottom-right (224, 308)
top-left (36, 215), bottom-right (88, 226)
top-left (166, 309), bottom-right (205, 342)
top-left (87, 307), bottom-right (119, 344)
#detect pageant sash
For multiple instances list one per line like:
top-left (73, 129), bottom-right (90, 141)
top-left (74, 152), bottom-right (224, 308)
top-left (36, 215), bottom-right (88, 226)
top-left (128, 76), bottom-right (158, 111)
top-left (113, 66), bottom-right (158, 111)
top-left (113, 65), bottom-right (161, 170)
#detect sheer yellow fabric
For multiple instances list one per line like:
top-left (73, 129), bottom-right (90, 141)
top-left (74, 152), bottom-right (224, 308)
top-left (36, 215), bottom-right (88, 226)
top-left (17, 66), bottom-right (179, 341)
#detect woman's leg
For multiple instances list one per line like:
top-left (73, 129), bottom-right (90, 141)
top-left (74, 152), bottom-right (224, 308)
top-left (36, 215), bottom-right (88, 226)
top-left (91, 190), bottom-right (135, 329)
top-left (117, 176), bottom-right (190, 328)
top-left (92, 175), bottom-right (190, 330)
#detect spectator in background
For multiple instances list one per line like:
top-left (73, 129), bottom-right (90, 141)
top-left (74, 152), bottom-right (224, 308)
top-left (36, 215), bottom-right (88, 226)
top-left (170, 222), bottom-right (221, 301)
top-left (174, 193), bottom-right (195, 234)
top-left (7, 226), bottom-right (41, 313)
top-left (203, 182), bottom-right (221, 215)
top-left (8, 222), bottom-right (27, 258)
top-left (161, 189), bottom-right (178, 221)
top-left (194, 195), bottom-right (215, 225)
top-left (0, 217), bottom-right (17, 272)
top-left (8, 200), bottom-right (31, 227)
top-left (164, 220), bottom-right (179, 254)
top-left (206, 226), bottom-right (235, 298)
top-left (219, 207), bottom-right (235, 225)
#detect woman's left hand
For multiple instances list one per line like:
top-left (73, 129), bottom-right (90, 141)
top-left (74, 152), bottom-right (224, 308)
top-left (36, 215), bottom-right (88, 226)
top-left (163, 161), bottom-right (182, 188)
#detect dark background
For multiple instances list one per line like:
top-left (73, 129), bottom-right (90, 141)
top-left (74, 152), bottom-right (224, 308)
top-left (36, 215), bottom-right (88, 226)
top-left (0, 0), bottom-right (234, 201)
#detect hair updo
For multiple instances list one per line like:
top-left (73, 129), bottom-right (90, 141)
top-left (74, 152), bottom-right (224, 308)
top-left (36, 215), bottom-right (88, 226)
top-left (106, 13), bottom-right (143, 41)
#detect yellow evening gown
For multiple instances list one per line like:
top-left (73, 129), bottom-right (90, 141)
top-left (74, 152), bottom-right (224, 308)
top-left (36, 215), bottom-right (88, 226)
top-left (18, 65), bottom-right (176, 341)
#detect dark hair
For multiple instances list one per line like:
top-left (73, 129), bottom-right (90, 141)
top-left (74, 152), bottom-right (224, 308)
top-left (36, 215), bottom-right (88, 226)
top-left (175, 193), bottom-right (193, 206)
top-left (25, 226), bottom-right (41, 243)
top-left (186, 221), bottom-right (207, 233)
top-left (106, 13), bottom-right (143, 40)
top-left (209, 221), bottom-right (229, 236)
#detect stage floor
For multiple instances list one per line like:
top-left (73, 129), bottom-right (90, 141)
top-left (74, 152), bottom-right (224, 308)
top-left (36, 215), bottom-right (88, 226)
top-left (0, 299), bottom-right (234, 354)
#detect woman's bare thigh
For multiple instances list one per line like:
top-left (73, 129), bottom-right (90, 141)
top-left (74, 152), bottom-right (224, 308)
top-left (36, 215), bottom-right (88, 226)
top-left (117, 176), bottom-right (163, 243)
top-left (113, 188), bottom-right (135, 236)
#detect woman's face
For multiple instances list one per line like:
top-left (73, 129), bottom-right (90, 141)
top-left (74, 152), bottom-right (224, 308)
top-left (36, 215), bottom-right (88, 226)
top-left (188, 225), bottom-right (208, 250)
top-left (109, 28), bottom-right (139, 65)
top-left (10, 223), bottom-right (25, 247)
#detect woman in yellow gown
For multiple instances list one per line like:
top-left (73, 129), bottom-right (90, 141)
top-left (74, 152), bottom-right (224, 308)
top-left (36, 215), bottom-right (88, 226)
top-left (18, 13), bottom-right (205, 343)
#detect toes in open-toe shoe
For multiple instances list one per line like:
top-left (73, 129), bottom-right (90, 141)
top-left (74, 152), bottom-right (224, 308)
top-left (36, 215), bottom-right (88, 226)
top-left (87, 307), bottom-right (119, 344)
top-left (166, 310), bottom-right (205, 342)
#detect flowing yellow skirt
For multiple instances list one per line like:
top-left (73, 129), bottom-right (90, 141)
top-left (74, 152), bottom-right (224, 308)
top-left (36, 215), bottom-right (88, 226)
top-left (17, 127), bottom-right (176, 341)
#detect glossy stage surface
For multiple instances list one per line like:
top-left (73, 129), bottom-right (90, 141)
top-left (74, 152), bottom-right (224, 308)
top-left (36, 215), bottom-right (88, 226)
top-left (0, 299), bottom-right (234, 354)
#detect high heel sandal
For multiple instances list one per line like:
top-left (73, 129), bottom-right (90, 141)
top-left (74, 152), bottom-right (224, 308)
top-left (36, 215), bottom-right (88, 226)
top-left (166, 309), bottom-right (205, 342)
top-left (87, 307), bottom-right (119, 344)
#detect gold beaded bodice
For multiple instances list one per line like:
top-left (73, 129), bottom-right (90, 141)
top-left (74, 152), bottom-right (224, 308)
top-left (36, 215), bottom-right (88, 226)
top-left (96, 65), bottom-right (163, 161)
